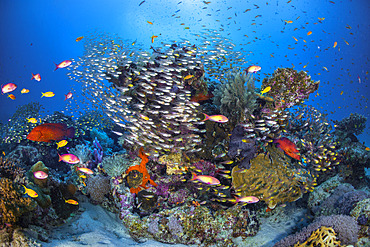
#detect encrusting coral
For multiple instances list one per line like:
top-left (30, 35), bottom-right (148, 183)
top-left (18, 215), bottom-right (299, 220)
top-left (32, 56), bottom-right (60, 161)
top-left (232, 145), bottom-right (315, 209)
top-left (0, 178), bottom-right (36, 226)
top-left (125, 147), bottom-right (157, 194)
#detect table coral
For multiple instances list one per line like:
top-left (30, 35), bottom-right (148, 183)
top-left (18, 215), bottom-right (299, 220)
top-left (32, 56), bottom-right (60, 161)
top-left (232, 145), bottom-right (315, 209)
top-left (125, 147), bottom-right (157, 194)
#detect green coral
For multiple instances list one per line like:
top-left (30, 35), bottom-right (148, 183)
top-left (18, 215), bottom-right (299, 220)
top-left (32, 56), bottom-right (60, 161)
top-left (213, 67), bottom-right (257, 125)
top-left (232, 145), bottom-right (315, 209)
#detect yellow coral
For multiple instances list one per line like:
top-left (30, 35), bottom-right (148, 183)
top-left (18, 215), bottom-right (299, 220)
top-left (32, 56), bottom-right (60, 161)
top-left (0, 178), bottom-right (36, 226)
top-left (231, 146), bottom-right (315, 209)
top-left (158, 152), bottom-right (188, 175)
top-left (294, 226), bottom-right (342, 247)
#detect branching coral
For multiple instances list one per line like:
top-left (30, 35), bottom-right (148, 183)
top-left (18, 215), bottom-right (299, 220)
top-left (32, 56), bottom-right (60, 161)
top-left (213, 68), bottom-right (257, 125)
top-left (232, 145), bottom-right (315, 209)
top-left (294, 226), bottom-right (342, 247)
top-left (0, 157), bottom-right (26, 183)
top-left (125, 148), bottom-right (157, 194)
top-left (262, 67), bottom-right (319, 109)
top-left (0, 178), bottom-right (36, 226)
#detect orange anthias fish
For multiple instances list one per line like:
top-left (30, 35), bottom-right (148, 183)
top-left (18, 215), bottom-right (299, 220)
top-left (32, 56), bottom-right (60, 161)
top-left (65, 92), bottom-right (73, 100)
top-left (245, 65), bottom-right (261, 74)
top-left (64, 198), bottom-right (78, 205)
top-left (27, 123), bottom-right (75, 142)
top-left (190, 92), bottom-right (214, 102)
top-left (54, 60), bottom-right (72, 71)
top-left (191, 172), bottom-right (220, 185)
top-left (202, 113), bottom-right (228, 123)
top-left (274, 137), bottom-right (301, 160)
top-left (31, 73), bottom-right (41, 81)
top-left (1, 83), bottom-right (17, 94)
top-left (151, 35), bottom-right (158, 43)
top-left (230, 196), bottom-right (259, 204)
top-left (77, 167), bottom-right (94, 175)
top-left (76, 36), bottom-right (84, 42)
top-left (58, 153), bottom-right (80, 164)
top-left (22, 185), bottom-right (38, 198)
top-left (7, 94), bottom-right (16, 100)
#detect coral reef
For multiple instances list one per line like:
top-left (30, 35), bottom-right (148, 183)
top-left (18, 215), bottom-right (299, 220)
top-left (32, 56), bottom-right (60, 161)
top-left (274, 215), bottom-right (359, 247)
top-left (262, 67), bottom-right (319, 109)
top-left (90, 128), bottom-right (114, 151)
top-left (232, 145), bottom-right (315, 209)
top-left (125, 148), bottom-right (157, 194)
top-left (213, 68), bottom-right (257, 125)
top-left (228, 124), bottom-right (256, 169)
top-left (122, 203), bottom-right (259, 246)
top-left (0, 178), bottom-right (36, 226)
top-left (351, 198), bottom-right (370, 239)
top-left (286, 105), bottom-right (339, 175)
top-left (158, 152), bottom-right (189, 175)
top-left (86, 174), bottom-right (110, 204)
top-left (334, 112), bottom-right (367, 138)
top-left (101, 153), bottom-right (131, 178)
top-left (294, 226), bottom-right (342, 247)
top-left (69, 144), bottom-right (92, 164)
top-left (0, 157), bottom-right (26, 183)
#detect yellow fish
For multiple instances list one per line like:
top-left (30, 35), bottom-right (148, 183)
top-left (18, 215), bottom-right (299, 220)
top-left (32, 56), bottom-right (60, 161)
top-left (184, 75), bottom-right (194, 80)
top-left (27, 118), bottom-right (38, 124)
top-left (41, 92), bottom-right (55, 98)
top-left (261, 86), bottom-right (271, 95)
top-left (333, 41), bottom-right (337, 48)
top-left (56, 140), bottom-right (68, 149)
top-left (21, 88), bottom-right (30, 94)
top-left (64, 198), bottom-right (79, 205)
top-left (22, 185), bottom-right (38, 198)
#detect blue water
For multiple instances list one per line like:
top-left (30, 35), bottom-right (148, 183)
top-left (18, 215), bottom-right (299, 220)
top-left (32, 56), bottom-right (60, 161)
top-left (0, 0), bottom-right (369, 145)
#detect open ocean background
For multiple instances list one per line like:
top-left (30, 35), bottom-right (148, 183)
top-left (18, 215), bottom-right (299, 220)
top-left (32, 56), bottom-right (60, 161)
top-left (1, 0), bottom-right (369, 145)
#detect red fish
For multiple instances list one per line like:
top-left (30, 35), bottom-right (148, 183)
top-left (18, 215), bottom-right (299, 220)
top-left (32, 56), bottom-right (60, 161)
top-left (190, 92), bottom-right (214, 102)
top-left (274, 137), bottom-right (301, 160)
top-left (31, 73), bottom-right (41, 81)
top-left (54, 60), bottom-right (72, 71)
top-left (27, 123), bottom-right (75, 143)
top-left (65, 92), bottom-right (73, 100)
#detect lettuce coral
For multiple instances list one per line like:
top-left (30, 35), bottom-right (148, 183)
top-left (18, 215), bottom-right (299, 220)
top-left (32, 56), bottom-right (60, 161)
top-left (232, 145), bottom-right (315, 209)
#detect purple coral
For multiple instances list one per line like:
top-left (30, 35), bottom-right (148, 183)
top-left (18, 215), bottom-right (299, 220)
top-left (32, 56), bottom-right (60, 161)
top-left (91, 137), bottom-right (103, 168)
top-left (168, 216), bottom-right (183, 238)
top-left (193, 160), bottom-right (216, 176)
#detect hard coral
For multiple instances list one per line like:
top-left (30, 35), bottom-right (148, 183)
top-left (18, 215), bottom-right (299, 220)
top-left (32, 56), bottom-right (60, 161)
top-left (262, 67), bottom-right (319, 109)
top-left (232, 145), bottom-right (315, 209)
top-left (294, 226), bottom-right (342, 247)
top-left (125, 148), bottom-right (157, 194)
top-left (86, 174), bottom-right (110, 204)
top-left (0, 178), bottom-right (36, 226)
top-left (274, 215), bottom-right (359, 247)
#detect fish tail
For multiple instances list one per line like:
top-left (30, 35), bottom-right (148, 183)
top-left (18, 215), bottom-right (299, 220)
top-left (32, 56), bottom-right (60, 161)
top-left (41, 92), bottom-right (44, 98)
top-left (31, 73), bottom-right (35, 80)
top-left (190, 172), bottom-right (197, 181)
top-left (54, 63), bottom-right (59, 71)
top-left (202, 113), bottom-right (209, 121)
top-left (22, 184), bottom-right (26, 194)
top-left (58, 153), bottom-right (62, 162)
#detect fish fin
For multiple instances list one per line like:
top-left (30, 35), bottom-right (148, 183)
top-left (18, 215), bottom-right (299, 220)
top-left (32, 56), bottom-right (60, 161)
top-left (58, 153), bottom-right (62, 162)
top-left (41, 92), bottom-right (44, 98)
top-left (191, 172), bottom-right (197, 181)
top-left (54, 63), bottom-right (59, 71)
top-left (202, 113), bottom-right (209, 121)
